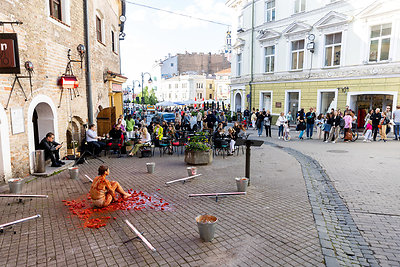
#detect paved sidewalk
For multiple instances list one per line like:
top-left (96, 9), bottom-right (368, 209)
top-left (0, 146), bottom-right (324, 266)
top-left (253, 126), bottom-right (400, 266)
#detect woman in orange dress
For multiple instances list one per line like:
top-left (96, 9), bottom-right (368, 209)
top-left (90, 165), bottom-right (131, 208)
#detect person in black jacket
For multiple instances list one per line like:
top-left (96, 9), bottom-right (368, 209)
top-left (371, 108), bottom-right (382, 141)
top-left (305, 107), bottom-right (316, 139)
top-left (39, 132), bottom-right (65, 167)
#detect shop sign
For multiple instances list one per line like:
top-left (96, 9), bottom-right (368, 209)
top-left (112, 83), bottom-right (122, 92)
top-left (0, 33), bottom-right (20, 74)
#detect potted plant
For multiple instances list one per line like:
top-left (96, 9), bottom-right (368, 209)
top-left (67, 141), bottom-right (79, 155)
top-left (184, 133), bottom-right (213, 165)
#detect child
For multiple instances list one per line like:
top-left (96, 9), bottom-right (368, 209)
top-left (283, 121), bottom-right (291, 141)
top-left (364, 120), bottom-right (373, 142)
top-left (323, 113), bottom-right (331, 142)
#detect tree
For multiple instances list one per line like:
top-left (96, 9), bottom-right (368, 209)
top-left (135, 86), bottom-right (158, 105)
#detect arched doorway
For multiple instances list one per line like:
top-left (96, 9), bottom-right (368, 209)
top-left (0, 104), bottom-right (12, 181)
top-left (28, 95), bottom-right (58, 173)
top-left (32, 103), bottom-right (55, 150)
top-left (235, 92), bottom-right (242, 112)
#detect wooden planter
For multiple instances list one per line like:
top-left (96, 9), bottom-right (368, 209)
top-left (184, 150), bottom-right (213, 165)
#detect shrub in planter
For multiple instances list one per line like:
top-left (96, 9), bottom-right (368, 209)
top-left (184, 140), bottom-right (212, 165)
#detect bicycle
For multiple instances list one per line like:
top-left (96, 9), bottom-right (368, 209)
top-left (339, 124), bottom-right (358, 142)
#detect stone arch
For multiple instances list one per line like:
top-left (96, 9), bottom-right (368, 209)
top-left (235, 92), bottom-right (243, 112)
top-left (27, 95), bottom-right (58, 173)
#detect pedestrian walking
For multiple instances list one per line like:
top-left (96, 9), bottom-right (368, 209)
top-left (286, 111), bottom-right (293, 126)
top-left (276, 112), bottom-right (286, 139)
top-left (363, 120), bottom-right (373, 142)
top-left (296, 109), bottom-right (306, 140)
top-left (305, 108), bottom-right (316, 139)
top-left (264, 111), bottom-right (272, 137)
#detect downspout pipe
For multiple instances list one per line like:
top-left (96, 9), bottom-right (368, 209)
top-left (84, 0), bottom-right (94, 124)
top-left (249, 0), bottom-right (255, 112)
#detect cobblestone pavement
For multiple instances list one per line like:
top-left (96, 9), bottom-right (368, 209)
top-left (0, 146), bottom-right (324, 266)
top-left (255, 126), bottom-right (400, 267)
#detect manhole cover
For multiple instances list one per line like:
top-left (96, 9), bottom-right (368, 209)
top-left (326, 150), bottom-right (348, 153)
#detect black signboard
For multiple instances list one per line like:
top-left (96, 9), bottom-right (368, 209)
top-left (0, 33), bottom-right (20, 74)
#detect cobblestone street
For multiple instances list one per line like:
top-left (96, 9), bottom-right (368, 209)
top-left (0, 145), bottom-right (323, 267)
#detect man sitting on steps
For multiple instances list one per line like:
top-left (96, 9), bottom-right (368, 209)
top-left (39, 132), bottom-right (65, 167)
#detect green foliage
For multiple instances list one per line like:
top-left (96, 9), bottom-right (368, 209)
top-left (135, 86), bottom-right (158, 105)
top-left (185, 141), bottom-right (211, 152)
top-left (67, 141), bottom-right (78, 149)
top-left (185, 132), bottom-right (210, 152)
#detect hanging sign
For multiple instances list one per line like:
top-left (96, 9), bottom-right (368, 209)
top-left (0, 33), bottom-right (20, 74)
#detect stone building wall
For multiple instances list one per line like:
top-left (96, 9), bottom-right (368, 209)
top-left (0, 0), bottom-right (122, 180)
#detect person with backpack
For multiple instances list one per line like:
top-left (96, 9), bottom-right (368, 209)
top-left (305, 107), bottom-right (316, 139)
top-left (296, 109), bottom-right (306, 140)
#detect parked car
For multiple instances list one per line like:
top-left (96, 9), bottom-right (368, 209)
top-left (160, 112), bottom-right (176, 123)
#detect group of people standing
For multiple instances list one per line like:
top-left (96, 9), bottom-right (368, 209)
top-left (244, 105), bottom-right (399, 143)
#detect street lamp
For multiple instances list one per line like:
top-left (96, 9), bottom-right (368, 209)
top-left (141, 72), bottom-right (152, 105)
top-left (132, 80), bottom-right (141, 102)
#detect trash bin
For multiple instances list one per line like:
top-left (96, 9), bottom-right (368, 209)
top-left (146, 162), bottom-right (155, 174)
top-left (235, 177), bottom-right (249, 192)
top-left (69, 167), bottom-right (79, 179)
top-left (196, 215), bottom-right (218, 242)
top-left (8, 178), bottom-right (23, 194)
top-left (34, 150), bottom-right (46, 173)
top-left (187, 167), bottom-right (197, 176)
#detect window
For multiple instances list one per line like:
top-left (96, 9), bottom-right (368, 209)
top-left (324, 33), bottom-right (342, 67)
top-left (171, 63), bottom-right (174, 67)
top-left (291, 40), bottom-right (304, 70)
top-left (96, 16), bottom-right (102, 43)
top-left (209, 84), bottom-right (212, 89)
top-left (369, 24), bottom-right (391, 62)
top-left (264, 46), bottom-right (275, 73)
top-left (265, 0), bottom-right (275, 22)
top-left (237, 53), bottom-right (242, 76)
top-left (111, 30), bottom-right (116, 52)
top-left (168, 84), bottom-right (172, 89)
top-left (49, 0), bottom-right (62, 20)
top-left (294, 0), bottom-right (306, 13)
top-left (209, 94), bottom-right (212, 99)
top-left (238, 15), bottom-right (244, 29)
top-left (182, 83), bottom-right (187, 88)
top-left (175, 84), bottom-right (179, 88)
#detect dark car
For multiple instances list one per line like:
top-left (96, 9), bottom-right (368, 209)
top-left (160, 112), bottom-right (176, 123)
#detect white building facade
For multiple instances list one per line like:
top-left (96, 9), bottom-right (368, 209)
top-left (226, 0), bottom-right (400, 124)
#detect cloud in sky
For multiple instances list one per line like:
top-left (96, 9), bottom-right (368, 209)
top-left (121, 0), bottom-right (233, 84)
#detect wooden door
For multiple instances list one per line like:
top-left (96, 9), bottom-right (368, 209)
top-left (96, 107), bottom-right (116, 137)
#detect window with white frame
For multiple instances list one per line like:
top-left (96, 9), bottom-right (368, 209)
top-left (265, 0), bottom-right (275, 22)
top-left (264, 46), bottom-right (275, 73)
top-left (294, 0), bottom-right (306, 13)
top-left (182, 83), bottom-right (187, 88)
top-left (237, 53), bottom-right (242, 76)
top-left (168, 84), bottom-right (172, 89)
top-left (238, 15), bottom-right (244, 29)
top-left (369, 23), bottom-right (391, 62)
top-left (48, 0), bottom-right (71, 26)
top-left (175, 83), bottom-right (179, 88)
top-left (49, 0), bottom-right (62, 20)
top-left (324, 32), bottom-right (342, 67)
top-left (291, 40), bottom-right (304, 70)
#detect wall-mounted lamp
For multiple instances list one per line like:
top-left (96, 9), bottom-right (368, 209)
top-left (338, 86), bottom-right (349, 93)
top-left (5, 60), bottom-right (34, 110)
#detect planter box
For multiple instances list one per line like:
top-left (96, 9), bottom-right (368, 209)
top-left (184, 150), bottom-right (213, 165)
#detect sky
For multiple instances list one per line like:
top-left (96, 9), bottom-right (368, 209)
top-left (120, 0), bottom-right (234, 87)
